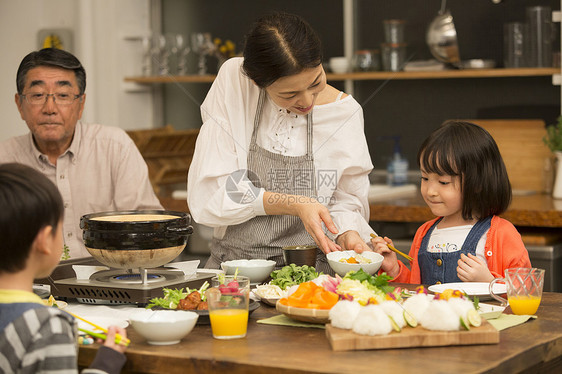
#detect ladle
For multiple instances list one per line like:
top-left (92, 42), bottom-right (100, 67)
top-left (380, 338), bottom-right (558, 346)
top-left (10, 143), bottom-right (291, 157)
top-left (426, 0), bottom-right (461, 66)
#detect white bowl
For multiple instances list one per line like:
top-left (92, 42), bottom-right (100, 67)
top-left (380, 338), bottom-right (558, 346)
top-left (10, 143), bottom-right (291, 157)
top-left (329, 57), bottom-right (350, 73)
top-left (326, 250), bottom-right (384, 277)
top-left (220, 259), bottom-right (276, 283)
top-left (129, 310), bottom-right (198, 345)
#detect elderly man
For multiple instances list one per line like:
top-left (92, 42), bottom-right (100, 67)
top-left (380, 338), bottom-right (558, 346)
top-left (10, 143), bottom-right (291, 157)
top-left (0, 48), bottom-right (162, 259)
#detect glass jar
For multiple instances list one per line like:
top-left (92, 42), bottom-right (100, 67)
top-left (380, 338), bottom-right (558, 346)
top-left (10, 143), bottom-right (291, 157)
top-left (352, 49), bottom-right (380, 71)
top-left (383, 19), bottom-right (406, 44)
top-left (381, 43), bottom-right (407, 72)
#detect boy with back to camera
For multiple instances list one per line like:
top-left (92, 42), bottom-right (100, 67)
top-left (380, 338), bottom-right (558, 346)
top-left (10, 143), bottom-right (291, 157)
top-left (0, 163), bottom-right (127, 373)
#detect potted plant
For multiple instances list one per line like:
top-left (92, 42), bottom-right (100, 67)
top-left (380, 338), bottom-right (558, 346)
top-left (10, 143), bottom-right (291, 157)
top-left (544, 117), bottom-right (562, 199)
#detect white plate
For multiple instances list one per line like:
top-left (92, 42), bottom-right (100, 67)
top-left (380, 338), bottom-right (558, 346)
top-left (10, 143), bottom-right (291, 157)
top-left (478, 302), bottom-right (506, 320)
top-left (76, 316), bottom-right (129, 332)
top-left (428, 282), bottom-right (507, 297)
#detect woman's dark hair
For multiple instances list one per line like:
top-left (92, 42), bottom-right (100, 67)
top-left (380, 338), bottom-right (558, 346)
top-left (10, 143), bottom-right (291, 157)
top-left (417, 120), bottom-right (512, 220)
top-left (0, 163), bottom-right (64, 273)
top-left (16, 48), bottom-right (86, 95)
top-left (242, 12), bottom-right (323, 88)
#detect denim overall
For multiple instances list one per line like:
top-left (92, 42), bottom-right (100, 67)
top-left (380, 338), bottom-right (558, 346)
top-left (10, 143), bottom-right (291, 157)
top-left (418, 216), bottom-right (492, 285)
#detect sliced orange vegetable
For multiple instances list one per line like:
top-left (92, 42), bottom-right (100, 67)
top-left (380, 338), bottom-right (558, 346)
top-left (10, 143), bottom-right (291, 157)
top-left (286, 282), bottom-right (317, 308)
top-left (284, 281), bottom-right (339, 309)
top-left (311, 289), bottom-right (339, 309)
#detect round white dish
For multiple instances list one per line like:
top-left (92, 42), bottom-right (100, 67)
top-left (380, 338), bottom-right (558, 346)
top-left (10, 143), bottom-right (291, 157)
top-left (129, 310), bottom-right (198, 345)
top-left (220, 259), bottom-right (276, 283)
top-left (428, 282), bottom-right (507, 297)
top-left (326, 250), bottom-right (383, 277)
top-left (478, 302), bottom-right (506, 319)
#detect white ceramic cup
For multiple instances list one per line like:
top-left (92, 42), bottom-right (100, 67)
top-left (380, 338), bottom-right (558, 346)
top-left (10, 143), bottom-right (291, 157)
top-left (329, 57), bottom-right (350, 73)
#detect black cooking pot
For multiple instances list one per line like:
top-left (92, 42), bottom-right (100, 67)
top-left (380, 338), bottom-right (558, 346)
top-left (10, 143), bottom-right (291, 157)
top-left (80, 210), bottom-right (193, 269)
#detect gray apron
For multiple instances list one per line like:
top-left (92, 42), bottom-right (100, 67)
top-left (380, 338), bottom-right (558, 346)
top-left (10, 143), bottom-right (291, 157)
top-left (206, 90), bottom-right (331, 274)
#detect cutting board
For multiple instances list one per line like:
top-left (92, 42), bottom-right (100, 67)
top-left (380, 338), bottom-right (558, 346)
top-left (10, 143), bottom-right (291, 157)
top-left (469, 119), bottom-right (551, 193)
top-left (325, 320), bottom-right (499, 351)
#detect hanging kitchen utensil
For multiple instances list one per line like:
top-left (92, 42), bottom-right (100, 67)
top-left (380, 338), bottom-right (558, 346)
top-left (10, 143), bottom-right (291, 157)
top-left (426, 0), bottom-right (461, 67)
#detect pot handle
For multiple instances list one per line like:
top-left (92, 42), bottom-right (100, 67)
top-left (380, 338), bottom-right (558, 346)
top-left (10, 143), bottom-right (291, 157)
top-left (166, 226), bottom-right (194, 234)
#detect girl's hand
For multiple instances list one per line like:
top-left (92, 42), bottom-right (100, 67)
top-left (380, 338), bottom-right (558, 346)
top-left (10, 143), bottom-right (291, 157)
top-left (102, 325), bottom-right (128, 353)
top-left (370, 235), bottom-right (400, 278)
top-left (457, 253), bottom-right (494, 282)
top-left (336, 230), bottom-right (371, 253)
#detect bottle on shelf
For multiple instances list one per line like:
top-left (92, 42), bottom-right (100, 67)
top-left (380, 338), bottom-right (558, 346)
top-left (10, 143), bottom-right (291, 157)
top-left (386, 136), bottom-right (409, 186)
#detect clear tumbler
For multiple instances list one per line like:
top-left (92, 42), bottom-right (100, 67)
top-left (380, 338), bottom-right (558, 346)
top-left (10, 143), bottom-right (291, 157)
top-left (526, 6), bottom-right (553, 67)
top-left (504, 22), bottom-right (528, 68)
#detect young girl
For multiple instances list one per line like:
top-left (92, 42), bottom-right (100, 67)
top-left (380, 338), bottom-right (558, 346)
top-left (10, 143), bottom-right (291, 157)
top-left (372, 120), bottom-right (531, 284)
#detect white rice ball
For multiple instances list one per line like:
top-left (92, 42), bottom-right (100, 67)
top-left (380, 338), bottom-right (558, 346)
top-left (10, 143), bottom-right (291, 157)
top-left (403, 293), bottom-right (432, 322)
top-left (352, 304), bottom-right (392, 336)
top-left (448, 297), bottom-right (476, 319)
top-left (420, 300), bottom-right (460, 331)
top-left (380, 300), bottom-right (406, 328)
top-left (329, 300), bottom-right (361, 330)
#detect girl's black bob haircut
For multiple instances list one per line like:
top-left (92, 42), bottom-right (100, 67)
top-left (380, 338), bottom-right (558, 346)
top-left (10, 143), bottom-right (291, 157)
top-left (417, 120), bottom-right (512, 220)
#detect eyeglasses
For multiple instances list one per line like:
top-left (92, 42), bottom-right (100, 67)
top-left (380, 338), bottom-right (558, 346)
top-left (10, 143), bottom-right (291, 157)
top-left (21, 92), bottom-right (82, 106)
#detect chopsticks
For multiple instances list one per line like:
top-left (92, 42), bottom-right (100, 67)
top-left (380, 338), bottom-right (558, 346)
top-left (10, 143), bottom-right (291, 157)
top-left (67, 311), bottom-right (130, 346)
top-left (78, 327), bottom-right (129, 346)
top-left (370, 233), bottom-right (413, 262)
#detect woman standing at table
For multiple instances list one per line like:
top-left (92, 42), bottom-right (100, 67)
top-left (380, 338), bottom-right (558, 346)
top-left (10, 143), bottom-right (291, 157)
top-left (188, 12), bottom-right (374, 273)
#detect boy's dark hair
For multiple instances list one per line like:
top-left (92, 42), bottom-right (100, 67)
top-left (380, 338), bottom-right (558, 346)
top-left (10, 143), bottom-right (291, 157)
top-left (16, 48), bottom-right (86, 95)
top-left (417, 120), bottom-right (512, 220)
top-left (242, 12), bottom-right (323, 88)
top-left (0, 163), bottom-right (64, 273)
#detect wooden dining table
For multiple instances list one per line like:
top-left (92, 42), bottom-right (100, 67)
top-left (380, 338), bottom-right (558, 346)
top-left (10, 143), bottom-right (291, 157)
top-left (77, 287), bottom-right (562, 374)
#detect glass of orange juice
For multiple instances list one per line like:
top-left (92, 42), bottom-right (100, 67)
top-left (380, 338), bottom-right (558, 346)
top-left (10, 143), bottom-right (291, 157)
top-left (490, 268), bottom-right (545, 315)
top-left (206, 275), bottom-right (250, 339)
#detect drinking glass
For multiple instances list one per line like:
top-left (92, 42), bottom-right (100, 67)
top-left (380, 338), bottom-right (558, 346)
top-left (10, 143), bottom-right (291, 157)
top-left (153, 34), bottom-right (170, 76)
top-left (174, 34), bottom-right (190, 75)
top-left (206, 275), bottom-right (250, 339)
top-left (490, 268), bottom-right (545, 315)
top-left (191, 32), bottom-right (215, 75)
top-left (141, 35), bottom-right (154, 76)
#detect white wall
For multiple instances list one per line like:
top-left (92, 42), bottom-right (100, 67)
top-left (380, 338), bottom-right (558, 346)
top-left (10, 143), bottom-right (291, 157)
top-left (0, 0), bottom-right (155, 142)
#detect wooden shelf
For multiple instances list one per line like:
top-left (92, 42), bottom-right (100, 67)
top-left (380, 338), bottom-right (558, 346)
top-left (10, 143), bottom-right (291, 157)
top-left (124, 68), bottom-right (560, 84)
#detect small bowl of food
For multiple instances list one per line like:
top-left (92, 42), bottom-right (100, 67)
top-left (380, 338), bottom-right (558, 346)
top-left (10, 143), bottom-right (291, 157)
top-left (129, 309), bottom-right (198, 345)
top-left (220, 259), bottom-right (276, 284)
top-left (282, 245), bottom-right (318, 267)
top-left (326, 250), bottom-right (383, 277)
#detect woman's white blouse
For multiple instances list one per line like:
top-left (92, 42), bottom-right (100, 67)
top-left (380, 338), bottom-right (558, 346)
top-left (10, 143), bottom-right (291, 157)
top-left (187, 57), bottom-right (374, 242)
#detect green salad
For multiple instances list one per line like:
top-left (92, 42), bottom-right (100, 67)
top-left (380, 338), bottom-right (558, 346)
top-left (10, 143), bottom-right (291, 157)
top-left (270, 264), bottom-right (320, 290)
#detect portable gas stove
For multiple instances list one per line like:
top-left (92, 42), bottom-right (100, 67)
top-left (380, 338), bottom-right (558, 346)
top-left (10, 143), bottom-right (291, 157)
top-left (39, 258), bottom-right (215, 306)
